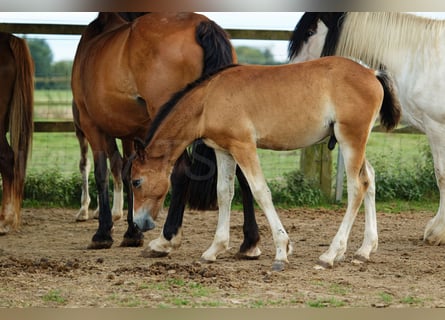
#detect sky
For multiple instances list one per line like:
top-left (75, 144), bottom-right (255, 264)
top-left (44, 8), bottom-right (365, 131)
top-left (1, 12), bottom-right (445, 62)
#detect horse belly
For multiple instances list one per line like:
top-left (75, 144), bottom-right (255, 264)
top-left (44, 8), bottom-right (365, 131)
top-left (256, 121), bottom-right (330, 150)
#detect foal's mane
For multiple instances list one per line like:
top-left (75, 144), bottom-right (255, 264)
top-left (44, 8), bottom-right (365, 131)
top-left (336, 12), bottom-right (445, 69)
top-left (141, 64), bottom-right (239, 148)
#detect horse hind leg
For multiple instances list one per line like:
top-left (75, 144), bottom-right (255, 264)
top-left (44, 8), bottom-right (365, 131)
top-left (108, 141), bottom-right (124, 222)
top-left (0, 140), bottom-right (19, 234)
top-left (352, 159), bottom-right (378, 263)
top-left (423, 125), bottom-right (445, 245)
top-left (317, 146), bottom-right (369, 269)
top-left (74, 124), bottom-right (91, 221)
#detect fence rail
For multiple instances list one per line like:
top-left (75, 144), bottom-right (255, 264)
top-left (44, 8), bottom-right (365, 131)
top-left (2, 20), bottom-right (427, 201)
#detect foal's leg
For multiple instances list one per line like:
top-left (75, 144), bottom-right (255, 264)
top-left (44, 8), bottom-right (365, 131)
top-left (352, 160), bottom-right (378, 263)
top-left (423, 122), bottom-right (445, 245)
top-left (317, 145), bottom-right (369, 269)
top-left (231, 145), bottom-right (292, 271)
top-left (147, 151), bottom-right (191, 255)
top-left (201, 150), bottom-right (237, 262)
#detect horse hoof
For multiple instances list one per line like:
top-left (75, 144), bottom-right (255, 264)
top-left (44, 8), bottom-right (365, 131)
top-left (120, 237), bottom-right (144, 247)
top-left (200, 257), bottom-right (215, 264)
top-left (352, 254), bottom-right (369, 265)
top-left (315, 259), bottom-right (333, 270)
top-left (272, 260), bottom-right (286, 271)
top-left (140, 249), bottom-right (169, 258)
top-left (87, 240), bottom-right (113, 250)
top-left (235, 252), bottom-right (260, 260)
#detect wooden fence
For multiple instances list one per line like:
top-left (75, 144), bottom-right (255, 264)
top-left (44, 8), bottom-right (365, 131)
top-left (0, 20), bottom-right (424, 200)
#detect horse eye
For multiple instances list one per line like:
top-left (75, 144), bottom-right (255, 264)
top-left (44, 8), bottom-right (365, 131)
top-left (306, 30), bottom-right (315, 38)
top-left (132, 179), bottom-right (142, 189)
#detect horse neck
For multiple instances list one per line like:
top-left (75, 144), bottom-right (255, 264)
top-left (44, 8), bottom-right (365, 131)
top-left (336, 12), bottom-right (445, 72)
top-left (146, 90), bottom-right (205, 163)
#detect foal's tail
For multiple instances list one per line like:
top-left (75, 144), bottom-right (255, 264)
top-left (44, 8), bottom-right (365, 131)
top-left (186, 19), bottom-right (236, 210)
top-left (8, 35), bottom-right (34, 201)
top-left (375, 69), bottom-right (402, 131)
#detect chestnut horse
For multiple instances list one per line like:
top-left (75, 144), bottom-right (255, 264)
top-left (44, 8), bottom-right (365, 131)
top-left (130, 56), bottom-right (402, 270)
top-left (72, 12), bottom-right (260, 257)
top-left (288, 12), bottom-right (445, 246)
top-left (0, 32), bottom-right (34, 235)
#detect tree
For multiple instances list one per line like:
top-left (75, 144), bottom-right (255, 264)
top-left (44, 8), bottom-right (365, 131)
top-left (26, 38), bottom-right (53, 89)
top-left (235, 46), bottom-right (281, 65)
top-left (50, 60), bottom-right (73, 90)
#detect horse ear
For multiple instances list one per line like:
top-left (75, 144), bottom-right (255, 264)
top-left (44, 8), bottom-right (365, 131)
top-left (134, 138), bottom-right (146, 159)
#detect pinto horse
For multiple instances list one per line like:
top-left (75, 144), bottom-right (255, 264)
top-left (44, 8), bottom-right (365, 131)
top-left (130, 56), bottom-right (402, 270)
top-left (289, 12), bottom-right (445, 246)
top-left (0, 32), bottom-right (34, 235)
top-left (71, 12), bottom-right (260, 257)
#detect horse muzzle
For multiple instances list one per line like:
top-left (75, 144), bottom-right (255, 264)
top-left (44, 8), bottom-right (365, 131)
top-left (133, 210), bottom-right (156, 232)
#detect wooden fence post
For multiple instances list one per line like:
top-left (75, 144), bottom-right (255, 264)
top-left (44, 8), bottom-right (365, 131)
top-left (300, 143), bottom-right (332, 199)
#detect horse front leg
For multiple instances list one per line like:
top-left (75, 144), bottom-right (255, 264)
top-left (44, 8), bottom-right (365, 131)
top-left (120, 139), bottom-right (144, 247)
top-left (235, 166), bottom-right (261, 259)
top-left (146, 152), bottom-right (190, 256)
top-left (88, 150), bottom-right (114, 249)
top-left (74, 122), bottom-right (91, 222)
top-left (201, 150), bottom-right (237, 262)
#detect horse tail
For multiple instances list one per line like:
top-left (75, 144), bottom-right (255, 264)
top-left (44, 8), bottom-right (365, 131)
top-left (186, 19), bottom-right (235, 210)
top-left (375, 69), bottom-right (401, 131)
top-left (8, 35), bottom-right (34, 201)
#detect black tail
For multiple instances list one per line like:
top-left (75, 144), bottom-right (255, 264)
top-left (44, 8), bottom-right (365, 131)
top-left (187, 20), bottom-right (235, 210)
top-left (375, 69), bottom-right (402, 131)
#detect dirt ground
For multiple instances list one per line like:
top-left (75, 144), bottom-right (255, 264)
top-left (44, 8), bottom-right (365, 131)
top-left (1, 206), bottom-right (445, 308)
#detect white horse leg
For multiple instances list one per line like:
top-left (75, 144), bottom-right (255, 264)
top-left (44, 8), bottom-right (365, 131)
top-left (75, 152), bottom-right (91, 221)
top-left (423, 122), bottom-right (445, 244)
top-left (353, 160), bottom-right (378, 263)
top-left (232, 147), bottom-right (292, 271)
top-left (201, 150), bottom-right (237, 262)
top-left (92, 159), bottom-right (124, 222)
top-left (317, 148), bottom-right (368, 269)
top-left (110, 172), bottom-right (124, 221)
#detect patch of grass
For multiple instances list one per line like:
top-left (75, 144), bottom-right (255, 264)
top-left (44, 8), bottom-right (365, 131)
top-left (378, 292), bottom-right (393, 304)
top-left (329, 283), bottom-right (349, 296)
top-left (307, 297), bottom-right (346, 308)
top-left (42, 290), bottom-right (66, 305)
top-left (400, 296), bottom-right (424, 306)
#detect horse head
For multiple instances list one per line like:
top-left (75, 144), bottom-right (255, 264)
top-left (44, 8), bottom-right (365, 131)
top-left (130, 138), bottom-right (176, 232)
top-left (288, 12), bottom-right (345, 63)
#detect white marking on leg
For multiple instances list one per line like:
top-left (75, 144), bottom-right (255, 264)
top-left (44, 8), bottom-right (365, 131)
top-left (354, 160), bottom-right (378, 262)
top-left (235, 152), bottom-right (291, 269)
top-left (317, 148), bottom-right (365, 268)
top-left (201, 150), bottom-right (236, 262)
top-left (111, 176), bottom-right (124, 221)
top-left (423, 123), bottom-right (445, 244)
top-left (149, 227), bottom-right (183, 254)
top-left (75, 158), bottom-right (91, 221)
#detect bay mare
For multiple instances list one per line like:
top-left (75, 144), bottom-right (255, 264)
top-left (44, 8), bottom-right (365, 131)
top-left (130, 57), bottom-right (401, 270)
top-left (0, 32), bottom-right (34, 235)
top-left (288, 12), bottom-right (445, 246)
top-left (71, 12), bottom-right (260, 256)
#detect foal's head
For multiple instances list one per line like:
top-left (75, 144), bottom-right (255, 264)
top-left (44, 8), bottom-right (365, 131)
top-left (130, 139), bottom-right (175, 232)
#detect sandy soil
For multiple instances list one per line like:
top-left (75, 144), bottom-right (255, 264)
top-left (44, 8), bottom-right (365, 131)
top-left (0, 207), bottom-right (444, 308)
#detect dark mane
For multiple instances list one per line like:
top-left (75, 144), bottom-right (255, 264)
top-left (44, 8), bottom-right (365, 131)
top-left (288, 12), bottom-right (346, 60)
top-left (142, 64), bottom-right (239, 148)
top-left (288, 13), bottom-right (321, 60)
